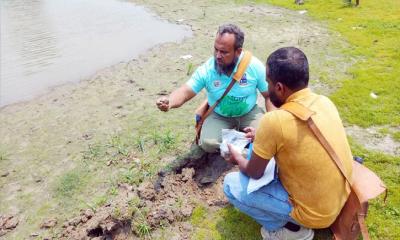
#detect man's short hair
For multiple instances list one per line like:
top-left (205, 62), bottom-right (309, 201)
top-left (266, 47), bottom-right (309, 90)
top-left (217, 23), bottom-right (244, 50)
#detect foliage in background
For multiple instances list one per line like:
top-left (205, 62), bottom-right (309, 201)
top-left (242, 0), bottom-right (400, 128)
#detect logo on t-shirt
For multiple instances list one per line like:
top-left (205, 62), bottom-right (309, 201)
top-left (213, 80), bottom-right (221, 88)
top-left (239, 74), bottom-right (248, 86)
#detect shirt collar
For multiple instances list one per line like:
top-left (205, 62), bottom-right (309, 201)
top-left (285, 88), bottom-right (312, 103)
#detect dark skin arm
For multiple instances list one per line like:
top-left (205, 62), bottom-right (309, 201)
top-left (227, 144), bottom-right (269, 179)
top-left (156, 84), bottom-right (196, 111)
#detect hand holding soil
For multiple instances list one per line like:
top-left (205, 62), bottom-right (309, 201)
top-left (156, 96), bottom-right (170, 111)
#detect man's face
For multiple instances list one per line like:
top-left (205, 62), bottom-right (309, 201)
top-left (214, 33), bottom-right (241, 74)
top-left (266, 67), bottom-right (285, 108)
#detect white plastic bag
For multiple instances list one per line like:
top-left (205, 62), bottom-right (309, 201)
top-left (220, 129), bottom-right (249, 159)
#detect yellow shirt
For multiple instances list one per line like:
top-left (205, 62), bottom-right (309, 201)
top-left (253, 88), bottom-right (352, 228)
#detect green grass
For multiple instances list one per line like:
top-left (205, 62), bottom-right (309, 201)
top-left (244, 0), bottom-right (400, 128)
top-left (350, 141), bottom-right (400, 239)
top-left (393, 131), bottom-right (400, 142)
top-left (0, 149), bottom-right (10, 162)
top-left (190, 205), bottom-right (261, 240)
top-left (55, 170), bottom-right (88, 198)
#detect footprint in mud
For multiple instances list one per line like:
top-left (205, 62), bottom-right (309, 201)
top-left (192, 153), bottom-right (234, 185)
top-left (155, 144), bottom-right (234, 189)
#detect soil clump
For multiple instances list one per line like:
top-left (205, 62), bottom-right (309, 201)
top-left (0, 215), bottom-right (19, 237)
top-left (60, 151), bottom-right (231, 239)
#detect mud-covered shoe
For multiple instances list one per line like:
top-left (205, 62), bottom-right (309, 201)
top-left (261, 226), bottom-right (314, 240)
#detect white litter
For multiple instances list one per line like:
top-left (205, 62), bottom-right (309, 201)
top-left (180, 55), bottom-right (193, 60)
top-left (177, 19), bottom-right (185, 22)
top-left (298, 10), bottom-right (308, 15)
top-left (247, 157), bottom-right (276, 194)
top-left (219, 129), bottom-right (276, 194)
top-left (370, 92), bottom-right (378, 99)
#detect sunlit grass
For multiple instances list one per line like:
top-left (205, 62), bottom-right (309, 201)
top-left (241, 0), bottom-right (400, 128)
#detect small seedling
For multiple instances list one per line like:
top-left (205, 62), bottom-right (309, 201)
top-left (137, 221), bottom-right (151, 237)
top-left (186, 62), bottom-right (194, 76)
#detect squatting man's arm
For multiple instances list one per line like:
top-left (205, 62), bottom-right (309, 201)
top-left (226, 138), bottom-right (270, 179)
top-left (156, 84), bottom-right (196, 111)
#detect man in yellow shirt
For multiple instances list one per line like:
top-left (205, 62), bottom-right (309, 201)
top-left (223, 47), bottom-right (352, 240)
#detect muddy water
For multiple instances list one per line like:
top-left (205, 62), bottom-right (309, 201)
top-left (0, 0), bottom-right (191, 107)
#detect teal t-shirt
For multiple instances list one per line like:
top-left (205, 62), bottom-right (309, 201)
top-left (186, 53), bottom-right (267, 117)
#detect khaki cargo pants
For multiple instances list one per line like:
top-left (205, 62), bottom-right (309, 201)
top-left (199, 105), bottom-right (265, 153)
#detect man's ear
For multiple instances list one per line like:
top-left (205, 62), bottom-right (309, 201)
top-left (235, 47), bottom-right (242, 56)
top-left (275, 82), bottom-right (288, 98)
top-left (275, 82), bottom-right (284, 93)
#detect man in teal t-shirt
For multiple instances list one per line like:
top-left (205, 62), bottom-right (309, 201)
top-left (156, 23), bottom-right (272, 153)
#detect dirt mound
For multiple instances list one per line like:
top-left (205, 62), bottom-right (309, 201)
top-left (0, 215), bottom-right (19, 237)
top-left (60, 152), bottom-right (232, 239)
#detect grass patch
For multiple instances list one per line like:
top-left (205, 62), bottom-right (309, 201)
top-left (190, 205), bottom-right (261, 240)
top-left (350, 139), bottom-right (400, 239)
top-left (246, 0), bottom-right (400, 127)
top-left (393, 131), bottom-right (400, 142)
top-left (0, 149), bottom-right (10, 162)
top-left (54, 170), bottom-right (88, 199)
top-left (378, 127), bottom-right (400, 142)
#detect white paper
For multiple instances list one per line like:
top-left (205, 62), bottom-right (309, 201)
top-left (247, 157), bottom-right (276, 194)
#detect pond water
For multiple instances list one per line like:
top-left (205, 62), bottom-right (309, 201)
top-left (0, 0), bottom-right (192, 107)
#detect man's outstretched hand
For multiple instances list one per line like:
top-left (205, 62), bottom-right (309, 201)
top-left (156, 97), bottom-right (170, 112)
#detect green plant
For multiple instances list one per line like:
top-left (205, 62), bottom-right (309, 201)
top-left (135, 136), bottom-right (146, 153)
top-left (82, 143), bottom-right (104, 163)
top-left (109, 135), bottom-right (129, 156)
top-left (137, 221), bottom-right (151, 237)
top-left (112, 206), bottom-right (122, 218)
top-left (108, 186), bottom-right (118, 196)
top-left (0, 150), bottom-right (9, 161)
top-left (187, 62), bottom-right (194, 76)
top-left (393, 132), bottom-right (400, 142)
top-left (151, 130), bottom-right (177, 152)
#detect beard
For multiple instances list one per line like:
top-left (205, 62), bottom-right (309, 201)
top-left (269, 90), bottom-right (284, 108)
top-left (215, 57), bottom-right (238, 75)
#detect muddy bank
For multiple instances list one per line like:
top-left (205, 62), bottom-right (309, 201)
top-left (0, 0), bottom-right (355, 238)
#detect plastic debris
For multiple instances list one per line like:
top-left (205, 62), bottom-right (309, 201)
top-left (370, 92), bottom-right (378, 99)
top-left (220, 129), bottom-right (249, 159)
top-left (180, 55), bottom-right (192, 60)
top-left (298, 10), bottom-right (307, 15)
